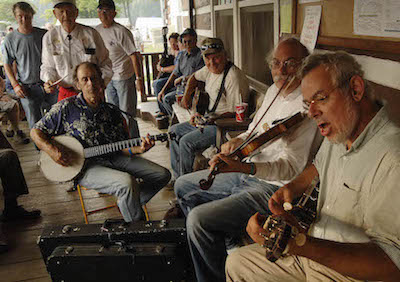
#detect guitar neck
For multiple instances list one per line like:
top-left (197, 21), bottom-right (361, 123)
top-left (84, 134), bottom-right (167, 158)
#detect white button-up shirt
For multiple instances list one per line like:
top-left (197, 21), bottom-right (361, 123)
top-left (40, 23), bottom-right (113, 88)
top-left (312, 107), bottom-right (400, 270)
top-left (237, 84), bottom-right (320, 186)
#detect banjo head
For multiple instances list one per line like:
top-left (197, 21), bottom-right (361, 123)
top-left (39, 135), bottom-right (85, 183)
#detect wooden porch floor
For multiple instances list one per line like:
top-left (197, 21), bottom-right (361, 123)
top-left (0, 113), bottom-right (175, 281)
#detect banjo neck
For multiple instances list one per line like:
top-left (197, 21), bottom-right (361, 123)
top-left (84, 133), bottom-right (171, 158)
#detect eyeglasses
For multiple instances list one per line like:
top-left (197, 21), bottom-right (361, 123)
top-left (269, 58), bottom-right (300, 71)
top-left (183, 39), bottom-right (194, 44)
top-left (201, 44), bottom-right (223, 51)
top-left (97, 8), bottom-right (114, 14)
top-left (302, 87), bottom-right (338, 111)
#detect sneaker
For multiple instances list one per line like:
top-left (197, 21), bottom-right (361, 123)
top-left (163, 204), bottom-right (184, 220)
top-left (155, 112), bottom-right (167, 119)
top-left (5, 129), bottom-right (14, 138)
top-left (165, 180), bottom-right (175, 191)
top-left (66, 186), bottom-right (77, 192)
top-left (16, 130), bottom-right (30, 144)
top-left (1, 206), bottom-right (41, 222)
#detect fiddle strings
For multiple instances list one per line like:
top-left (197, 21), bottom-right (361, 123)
top-left (243, 76), bottom-right (296, 144)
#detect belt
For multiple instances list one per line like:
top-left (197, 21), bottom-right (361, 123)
top-left (21, 81), bottom-right (43, 88)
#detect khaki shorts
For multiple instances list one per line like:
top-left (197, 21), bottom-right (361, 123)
top-left (0, 95), bottom-right (17, 113)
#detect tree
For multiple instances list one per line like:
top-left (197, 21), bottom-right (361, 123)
top-left (0, 0), bottom-right (38, 24)
top-left (0, 0), bottom-right (16, 24)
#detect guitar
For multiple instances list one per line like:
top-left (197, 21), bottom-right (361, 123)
top-left (261, 180), bottom-right (319, 262)
top-left (38, 133), bottom-right (175, 183)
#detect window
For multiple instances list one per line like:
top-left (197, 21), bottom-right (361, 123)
top-left (240, 4), bottom-right (274, 85)
top-left (215, 9), bottom-right (234, 61)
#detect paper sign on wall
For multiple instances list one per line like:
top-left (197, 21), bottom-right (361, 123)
top-left (280, 0), bottom-right (293, 34)
top-left (354, 0), bottom-right (400, 38)
top-left (300, 5), bottom-right (322, 52)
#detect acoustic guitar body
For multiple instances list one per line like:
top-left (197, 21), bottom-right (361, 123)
top-left (39, 136), bottom-right (85, 183)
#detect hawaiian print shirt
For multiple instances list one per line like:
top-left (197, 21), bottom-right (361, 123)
top-left (34, 93), bottom-right (129, 148)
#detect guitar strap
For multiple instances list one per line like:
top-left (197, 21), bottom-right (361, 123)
top-left (209, 61), bottom-right (233, 113)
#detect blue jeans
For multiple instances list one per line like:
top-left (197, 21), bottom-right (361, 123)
top-left (20, 83), bottom-right (58, 129)
top-left (153, 78), bottom-right (176, 115)
top-left (169, 122), bottom-right (217, 179)
top-left (162, 90), bottom-right (177, 116)
top-left (78, 153), bottom-right (171, 222)
top-left (174, 170), bottom-right (279, 282)
top-left (106, 77), bottom-right (139, 137)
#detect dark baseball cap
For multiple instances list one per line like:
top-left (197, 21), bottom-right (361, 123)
top-left (181, 28), bottom-right (197, 38)
top-left (98, 0), bottom-right (116, 10)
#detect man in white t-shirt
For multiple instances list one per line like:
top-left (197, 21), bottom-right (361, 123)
top-left (168, 37), bottom-right (250, 179)
top-left (96, 0), bottom-right (144, 137)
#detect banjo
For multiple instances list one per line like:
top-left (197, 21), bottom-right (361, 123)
top-left (261, 179), bottom-right (319, 262)
top-left (39, 133), bottom-right (174, 183)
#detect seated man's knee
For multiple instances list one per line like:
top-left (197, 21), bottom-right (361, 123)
top-left (186, 205), bottom-right (210, 233)
top-left (113, 175), bottom-right (137, 197)
top-left (159, 167), bottom-right (171, 185)
top-left (225, 249), bottom-right (245, 278)
top-left (2, 149), bottom-right (18, 162)
top-left (169, 123), bottom-right (179, 134)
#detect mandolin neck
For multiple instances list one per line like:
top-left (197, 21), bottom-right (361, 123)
top-left (84, 134), bottom-right (167, 158)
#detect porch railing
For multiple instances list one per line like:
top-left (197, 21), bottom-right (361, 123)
top-left (139, 52), bottom-right (163, 102)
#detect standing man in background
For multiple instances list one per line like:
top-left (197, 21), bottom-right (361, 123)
top-left (96, 0), bottom-right (144, 137)
top-left (41, 0), bottom-right (112, 101)
top-left (2, 2), bottom-right (56, 130)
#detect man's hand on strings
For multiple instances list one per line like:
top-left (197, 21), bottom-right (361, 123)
top-left (246, 212), bottom-right (269, 245)
top-left (220, 137), bottom-right (243, 154)
top-left (49, 143), bottom-right (73, 167)
top-left (137, 134), bottom-right (155, 154)
top-left (268, 185), bottom-right (295, 216)
top-left (189, 112), bottom-right (204, 126)
top-left (208, 153), bottom-right (251, 174)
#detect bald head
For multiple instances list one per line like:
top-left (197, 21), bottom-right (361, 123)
top-left (269, 38), bottom-right (309, 91)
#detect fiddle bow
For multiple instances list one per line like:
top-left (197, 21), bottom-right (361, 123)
top-left (199, 111), bottom-right (307, 190)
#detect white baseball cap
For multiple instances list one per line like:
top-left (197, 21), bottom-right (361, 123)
top-left (53, 0), bottom-right (76, 8)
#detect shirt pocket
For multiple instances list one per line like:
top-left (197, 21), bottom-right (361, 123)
top-left (53, 54), bottom-right (65, 69)
top-left (339, 171), bottom-right (364, 222)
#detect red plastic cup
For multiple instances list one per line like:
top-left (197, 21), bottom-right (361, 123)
top-left (176, 94), bottom-right (183, 103)
top-left (235, 103), bottom-right (248, 122)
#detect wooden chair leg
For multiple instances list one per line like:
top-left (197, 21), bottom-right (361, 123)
top-left (77, 185), bottom-right (89, 224)
top-left (143, 204), bottom-right (150, 222)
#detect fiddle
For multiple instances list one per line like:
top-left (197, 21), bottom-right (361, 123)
top-left (199, 111), bottom-right (306, 190)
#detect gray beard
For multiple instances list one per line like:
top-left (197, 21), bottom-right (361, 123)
top-left (330, 96), bottom-right (359, 145)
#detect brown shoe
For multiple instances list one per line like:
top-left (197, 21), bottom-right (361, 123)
top-left (163, 204), bottom-right (184, 220)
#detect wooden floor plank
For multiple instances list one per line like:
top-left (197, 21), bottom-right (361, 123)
top-left (0, 115), bottom-right (176, 281)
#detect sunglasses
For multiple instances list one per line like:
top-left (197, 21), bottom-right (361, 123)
top-left (201, 44), bottom-right (223, 51)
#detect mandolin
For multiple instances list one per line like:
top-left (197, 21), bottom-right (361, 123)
top-left (199, 111), bottom-right (307, 190)
top-left (39, 133), bottom-right (175, 183)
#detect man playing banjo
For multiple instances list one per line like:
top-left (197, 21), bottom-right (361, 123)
top-left (226, 51), bottom-right (400, 282)
top-left (31, 62), bottom-right (171, 223)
